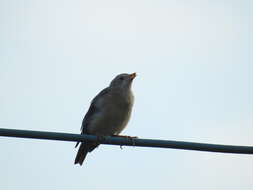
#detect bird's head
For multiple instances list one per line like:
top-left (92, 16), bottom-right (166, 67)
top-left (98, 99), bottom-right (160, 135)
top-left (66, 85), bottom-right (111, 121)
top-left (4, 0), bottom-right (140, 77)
top-left (110, 73), bottom-right (136, 91)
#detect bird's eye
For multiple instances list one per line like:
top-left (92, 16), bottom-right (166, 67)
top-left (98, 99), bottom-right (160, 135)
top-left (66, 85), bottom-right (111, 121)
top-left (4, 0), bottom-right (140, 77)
top-left (119, 77), bottom-right (124, 80)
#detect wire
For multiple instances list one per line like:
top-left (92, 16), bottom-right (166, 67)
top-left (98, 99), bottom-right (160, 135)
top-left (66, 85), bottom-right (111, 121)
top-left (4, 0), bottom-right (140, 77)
top-left (0, 128), bottom-right (253, 154)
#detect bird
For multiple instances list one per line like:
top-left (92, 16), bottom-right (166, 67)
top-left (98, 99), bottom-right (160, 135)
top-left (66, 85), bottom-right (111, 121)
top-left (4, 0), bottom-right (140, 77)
top-left (74, 73), bottom-right (136, 165)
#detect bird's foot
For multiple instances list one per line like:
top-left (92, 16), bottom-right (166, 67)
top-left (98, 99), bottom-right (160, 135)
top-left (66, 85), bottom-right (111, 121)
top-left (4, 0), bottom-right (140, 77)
top-left (112, 135), bottom-right (138, 146)
top-left (112, 135), bottom-right (138, 139)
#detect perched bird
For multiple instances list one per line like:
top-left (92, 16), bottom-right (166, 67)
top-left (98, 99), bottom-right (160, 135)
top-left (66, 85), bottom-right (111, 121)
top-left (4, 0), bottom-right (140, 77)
top-left (74, 73), bottom-right (136, 165)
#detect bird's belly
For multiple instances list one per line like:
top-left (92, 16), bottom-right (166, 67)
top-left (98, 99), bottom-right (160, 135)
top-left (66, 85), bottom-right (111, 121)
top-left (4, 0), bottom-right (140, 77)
top-left (87, 106), bottom-right (131, 136)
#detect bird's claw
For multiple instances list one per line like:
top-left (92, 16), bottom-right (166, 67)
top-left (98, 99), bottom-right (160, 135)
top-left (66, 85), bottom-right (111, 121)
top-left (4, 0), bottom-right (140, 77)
top-left (129, 136), bottom-right (136, 146)
top-left (113, 135), bottom-right (138, 139)
top-left (112, 135), bottom-right (138, 147)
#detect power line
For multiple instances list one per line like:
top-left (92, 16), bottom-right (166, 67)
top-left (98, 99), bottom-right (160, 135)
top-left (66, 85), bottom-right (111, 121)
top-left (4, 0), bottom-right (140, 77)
top-left (0, 128), bottom-right (253, 154)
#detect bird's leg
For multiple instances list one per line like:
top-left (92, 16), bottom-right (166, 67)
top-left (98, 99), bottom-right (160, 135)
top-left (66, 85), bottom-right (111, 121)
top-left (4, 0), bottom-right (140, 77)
top-left (112, 135), bottom-right (138, 139)
top-left (112, 135), bottom-right (138, 146)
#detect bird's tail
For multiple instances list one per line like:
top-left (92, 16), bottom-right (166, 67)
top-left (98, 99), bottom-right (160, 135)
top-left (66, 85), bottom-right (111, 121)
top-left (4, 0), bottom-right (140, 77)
top-left (74, 143), bottom-right (89, 165)
top-left (74, 143), bottom-right (99, 165)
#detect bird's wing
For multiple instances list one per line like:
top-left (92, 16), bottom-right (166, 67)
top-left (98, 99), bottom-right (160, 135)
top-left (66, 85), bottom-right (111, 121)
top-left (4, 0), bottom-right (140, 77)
top-left (75, 87), bottom-right (110, 148)
top-left (81, 87), bottom-right (110, 133)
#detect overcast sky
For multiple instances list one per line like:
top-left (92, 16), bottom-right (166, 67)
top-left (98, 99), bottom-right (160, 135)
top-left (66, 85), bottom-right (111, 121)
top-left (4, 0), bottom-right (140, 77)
top-left (1, 0), bottom-right (253, 189)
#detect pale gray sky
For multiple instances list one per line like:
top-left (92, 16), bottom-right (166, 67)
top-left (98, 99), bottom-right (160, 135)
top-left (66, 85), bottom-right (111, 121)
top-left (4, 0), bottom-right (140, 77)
top-left (1, 0), bottom-right (253, 189)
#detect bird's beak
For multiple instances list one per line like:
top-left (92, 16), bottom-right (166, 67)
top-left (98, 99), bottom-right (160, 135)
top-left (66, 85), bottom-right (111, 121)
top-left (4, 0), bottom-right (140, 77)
top-left (129, 73), bottom-right (136, 80)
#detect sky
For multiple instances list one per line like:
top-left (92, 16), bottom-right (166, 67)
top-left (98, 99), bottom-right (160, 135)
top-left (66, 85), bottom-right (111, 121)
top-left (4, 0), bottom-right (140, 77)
top-left (0, 0), bottom-right (253, 189)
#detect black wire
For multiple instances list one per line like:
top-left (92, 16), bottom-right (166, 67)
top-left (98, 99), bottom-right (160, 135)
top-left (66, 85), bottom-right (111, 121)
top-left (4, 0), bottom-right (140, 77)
top-left (1, 128), bottom-right (253, 154)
